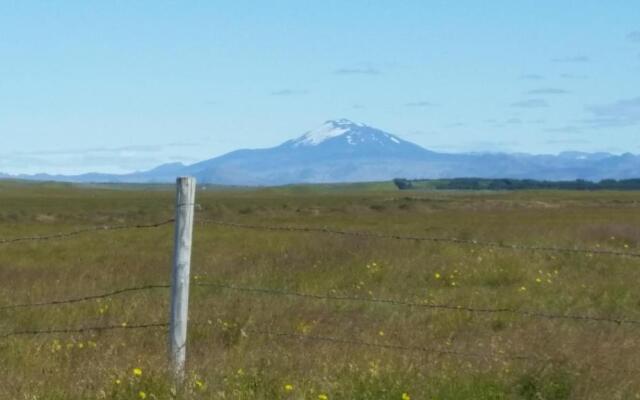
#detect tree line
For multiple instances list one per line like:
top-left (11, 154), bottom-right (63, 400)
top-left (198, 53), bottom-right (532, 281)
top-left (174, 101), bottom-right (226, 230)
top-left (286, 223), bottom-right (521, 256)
top-left (392, 178), bottom-right (640, 191)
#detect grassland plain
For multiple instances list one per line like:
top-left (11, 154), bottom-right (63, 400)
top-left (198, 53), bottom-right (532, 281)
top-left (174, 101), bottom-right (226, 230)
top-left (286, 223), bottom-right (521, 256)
top-left (2, 181), bottom-right (640, 399)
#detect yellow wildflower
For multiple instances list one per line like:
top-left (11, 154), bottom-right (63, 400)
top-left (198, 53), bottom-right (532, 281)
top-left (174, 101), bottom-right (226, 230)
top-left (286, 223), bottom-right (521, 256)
top-left (284, 383), bottom-right (294, 392)
top-left (402, 393), bottom-right (411, 400)
top-left (318, 394), bottom-right (329, 400)
top-left (138, 391), bottom-right (147, 399)
top-left (51, 340), bottom-right (62, 352)
top-left (434, 272), bottom-right (441, 279)
top-left (133, 368), bottom-right (143, 377)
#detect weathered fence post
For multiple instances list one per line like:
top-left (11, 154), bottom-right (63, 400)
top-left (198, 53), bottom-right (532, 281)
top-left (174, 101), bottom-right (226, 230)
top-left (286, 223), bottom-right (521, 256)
top-left (170, 176), bottom-right (196, 381)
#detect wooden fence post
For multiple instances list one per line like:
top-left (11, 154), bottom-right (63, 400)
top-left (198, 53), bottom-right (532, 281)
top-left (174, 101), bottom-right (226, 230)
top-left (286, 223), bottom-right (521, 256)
top-left (170, 176), bottom-right (196, 381)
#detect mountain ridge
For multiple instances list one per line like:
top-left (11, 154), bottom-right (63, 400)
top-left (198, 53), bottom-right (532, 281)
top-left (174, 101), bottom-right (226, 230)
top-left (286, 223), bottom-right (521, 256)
top-left (2, 119), bottom-right (639, 184)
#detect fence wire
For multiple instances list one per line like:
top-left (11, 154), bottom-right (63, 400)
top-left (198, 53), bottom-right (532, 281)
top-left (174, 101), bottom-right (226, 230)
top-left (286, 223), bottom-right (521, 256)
top-left (4, 320), bottom-right (633, 374)
top-left (0, 322), bottom-right (168, 339)
top-left (194, 282), bottom-right (640, 326)
top-left (201, 219), bottom-right (640, 259)
top-left (224, 326), bottom-right (639, 375)
top-left (2, 213), bottom-right (640, 378)
top-left (0, 284), bottom-right (170, 312)
top-left (3, 217), bottom-right (639, 260)
top-left (3, 279), bottom-right (640, 328)
top-left (0, 219), bottom-right (174, 245)
top-left (0, 320), bottom-right (541, 364)
top-left (236, 327), bottom-right (541, 363)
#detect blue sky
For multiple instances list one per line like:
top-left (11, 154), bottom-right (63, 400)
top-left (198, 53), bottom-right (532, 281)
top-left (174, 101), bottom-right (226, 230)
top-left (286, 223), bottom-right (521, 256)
top-left (1, 1), bottom-right (639, 174)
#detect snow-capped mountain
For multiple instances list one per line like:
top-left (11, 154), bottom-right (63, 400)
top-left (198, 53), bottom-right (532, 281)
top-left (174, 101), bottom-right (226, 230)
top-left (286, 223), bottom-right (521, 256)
top-left (276, 119), bottom-right (431, 158)
top-left (289, 119), bottom-right (358, 146)
top-left (286, 119), bottom-right (405, 148)
top-left (3, 119), bottom-right (640, 184)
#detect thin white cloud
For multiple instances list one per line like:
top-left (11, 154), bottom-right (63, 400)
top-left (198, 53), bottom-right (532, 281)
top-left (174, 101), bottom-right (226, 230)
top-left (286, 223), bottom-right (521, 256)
top-left (627, 31), bottom-right (640, 43)
top-left (545, 125), bottom-right (583, 134)
top-left (527, 88), bottom-right (569, 95)
top-left (0, 142), bottom-right (202, 175)
top-left (511, 99), bottom-right (549, 108)
top-left (552, 55), bottom-right (590, 63)
top-left (545, 138), bottom-right (590, 145)
top-left (519, 74), bottom-right (544, 80)
top-left (405, 101), bottom-right (436, 107)
top-left (270, 89), bottom-right (309, 96)
top-left (333, 67), bottom-right (381, 75)
top-left (584, 97), bottom-right (640, 128)
top-left (560, 73), bottom-right (588, 79)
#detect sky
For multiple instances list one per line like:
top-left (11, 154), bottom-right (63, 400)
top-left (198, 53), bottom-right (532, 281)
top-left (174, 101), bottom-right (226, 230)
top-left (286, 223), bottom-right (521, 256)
top-left (1, 0), bottom-right (639, 175)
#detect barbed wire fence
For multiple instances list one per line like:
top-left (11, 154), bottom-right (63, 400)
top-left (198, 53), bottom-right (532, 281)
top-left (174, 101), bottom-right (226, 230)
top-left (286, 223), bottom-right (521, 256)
top-left (0, 219), bottom-right (174, 245)
top-left (2, 177), bottom-right (640, 381)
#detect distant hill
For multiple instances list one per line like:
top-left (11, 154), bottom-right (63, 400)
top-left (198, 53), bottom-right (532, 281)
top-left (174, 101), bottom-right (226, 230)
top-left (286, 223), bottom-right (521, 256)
top-left (3, 119), bottom-right (639, 184)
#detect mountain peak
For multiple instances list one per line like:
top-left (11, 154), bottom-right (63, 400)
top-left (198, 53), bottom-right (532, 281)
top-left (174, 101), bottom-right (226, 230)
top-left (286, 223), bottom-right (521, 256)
top-left (290, 119), bottom-right (365, 146)
top-left (286, 118), bottom-right (412, 148)
top-left (324, 118), bottom-right (366, 128)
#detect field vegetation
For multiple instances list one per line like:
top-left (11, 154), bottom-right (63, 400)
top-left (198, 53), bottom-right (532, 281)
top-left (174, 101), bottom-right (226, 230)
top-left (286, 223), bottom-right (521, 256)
top-left (2, 180), bottom-right (640, 399)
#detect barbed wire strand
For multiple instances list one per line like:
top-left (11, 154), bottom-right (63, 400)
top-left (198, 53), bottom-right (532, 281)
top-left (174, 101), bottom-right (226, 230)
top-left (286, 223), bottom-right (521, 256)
top-left (0, 322), bottom-right (168, 339)
top-left (237, 327), bottom-right (640, 375)
top-left (194, 282), bottom-right (640, 326)
top-left (3, 278), bottom-right (638, 327)
top-left (235, 327), bottom-right (541, 363)
top-left (0, 319), bottom-right (541, 364)
top-left (3, 321), bottom-right (632, 374)
top-left (188, 319), bottom-right (541, 363)
top-left (0, 284), bottom-right (170, 311)
top-left (0, 219), bottom-right (175, 245)
top-left (200, 220), bottom-right (640, 259)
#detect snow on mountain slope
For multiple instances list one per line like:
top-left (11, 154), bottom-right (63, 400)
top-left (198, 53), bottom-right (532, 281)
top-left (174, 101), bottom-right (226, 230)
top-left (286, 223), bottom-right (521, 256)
top-left (281, 119), bottom-right (425, 155)
top-left (292, 119), bottom-right (354, 146)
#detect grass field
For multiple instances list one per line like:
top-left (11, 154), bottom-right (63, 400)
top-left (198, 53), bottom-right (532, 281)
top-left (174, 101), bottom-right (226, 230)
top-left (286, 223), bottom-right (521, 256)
top-left (2, 180), bottom-right (640, 399)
